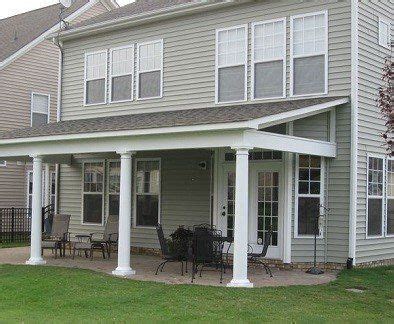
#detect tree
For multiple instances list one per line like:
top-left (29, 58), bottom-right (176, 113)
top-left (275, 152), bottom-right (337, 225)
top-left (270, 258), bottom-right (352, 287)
top-left (377, 55), bottom-right (393, 156)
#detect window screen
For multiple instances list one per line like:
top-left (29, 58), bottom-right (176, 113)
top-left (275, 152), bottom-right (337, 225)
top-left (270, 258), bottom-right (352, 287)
top-left (31, 93), bottom-right (49, 127)
top-left (216, 26), bottom-right (247, 102)
top-left (110, 46), bottom-right (133, 102)
top-left (83, 162), bottom-right (104, 224)
top-left (367, 157), bottom-right (384, 236)
top-left (291, 12), bottom-right (327, 95)
top-left (253, 19), bottom-right (286, 98)
top-left (137, 40), bottom-right (162, 99)
top-left (85, 51), bottom-right (107, 105)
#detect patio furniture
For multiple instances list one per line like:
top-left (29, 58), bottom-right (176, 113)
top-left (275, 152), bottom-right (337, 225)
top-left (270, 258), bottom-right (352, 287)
top-left (41, 214), bottom-right (70, 258)
top-left (155, 224), bottom-right (186, 275)
top-left (91, 214), bottom-right (119, 258)
top-left (247, 227), bottom-right (273, 277)
top-left (72, 234), bottom-right (106, 260)
top-left (191, 226), bottom-right (225, 283)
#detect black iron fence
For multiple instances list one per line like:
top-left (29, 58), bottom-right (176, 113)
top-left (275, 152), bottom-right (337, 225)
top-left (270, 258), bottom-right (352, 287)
top-left (0, 208), bottom-right (31, 244)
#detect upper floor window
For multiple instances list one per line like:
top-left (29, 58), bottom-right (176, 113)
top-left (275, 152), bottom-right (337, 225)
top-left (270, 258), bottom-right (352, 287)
top-left (379, 18), bottom-right (391, 49)
top-left (367, 157), bottom-right (384, 237)
top-left (31, 93), bottom-right (49, 127)
top-left (137, 39), bottom-right (163, 100)
top-left (252, 18), bottom-right (286, 99)
top-left (290, 11), bottom-right (328, 97)
top-left (84, 51), bottom-right (107, 105)
top-left (109, 45), bottom-right (134, 103)
top-left (216, 25), bottom-right (247, 103)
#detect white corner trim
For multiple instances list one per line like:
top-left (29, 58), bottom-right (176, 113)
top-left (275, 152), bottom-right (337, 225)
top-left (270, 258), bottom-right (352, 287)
top-left (348, 0), bottom-right (359, 265)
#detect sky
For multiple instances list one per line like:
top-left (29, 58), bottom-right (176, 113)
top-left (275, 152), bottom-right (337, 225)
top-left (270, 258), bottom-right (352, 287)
top-left (0, 0), bottom-right (133, 19)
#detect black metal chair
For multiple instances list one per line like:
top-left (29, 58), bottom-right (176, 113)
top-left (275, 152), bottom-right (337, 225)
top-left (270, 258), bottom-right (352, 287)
top-left (155, 224), bottom-right (186, 276)
top-left (248, 227), bottom-right (273, 277)
top-left (191, 226), bottom-right (224, 283)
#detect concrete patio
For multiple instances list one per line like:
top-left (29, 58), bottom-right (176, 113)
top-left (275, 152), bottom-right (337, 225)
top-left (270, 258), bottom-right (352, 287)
top-left (0, 246), bottom-right (337, 287)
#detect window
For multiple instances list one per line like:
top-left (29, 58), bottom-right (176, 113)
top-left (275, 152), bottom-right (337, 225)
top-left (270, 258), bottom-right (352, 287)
top-left (290, 11), bottom-right (328, 96)
top-left (0, 161), bottom-right (6, 167)
top-left (31, 93), bottom-right (49, 127)
top-left (216, 25), bottom-right (247, 103)
top-left (252, 18), bottom-right (286, 99)
top-left (367, 157), bottom-right (384, 237)
top-left (84, 51), bottom-right (107, 105)
top-left (296, 155), bottom-right (323, 236)
top-left (135, 159), bottom-right (160, 227)
top-left (109, 46), bottom-right (134, 103)
top-left (27, 171), bottom-right (33, 214)
top-left (386, 159), bottom-right (393, 235)
top-left (137, 40), bottom-right (163, 99)
top-left (82, 162), bottom-right (104, 225)
top-left (108, 161), bottom-right (120, 217)
top-left (50, 171), bottom-right (56, 208)
top-left (379, 18), bottom-right (391, 49)
top-left (224, 150), bottom-right (282, 162)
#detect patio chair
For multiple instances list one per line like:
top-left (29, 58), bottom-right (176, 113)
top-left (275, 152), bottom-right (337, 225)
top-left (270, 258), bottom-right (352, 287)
top-left (191, 226), bottom-right (224, 283)
top-left (41, 214), bottom-right (70, 258)
top-left (72, 234), bottom-right (106, 260)
top-left (247, 227), bottom-right (273, 277)
top-left (155, 224), bottom-right (186, 276)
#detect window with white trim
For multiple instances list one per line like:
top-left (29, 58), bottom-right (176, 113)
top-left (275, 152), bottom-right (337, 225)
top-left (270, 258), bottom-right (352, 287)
top-left (84, 51), bottom-right (107, 105)
top-left (109, 46), bottom-right (134, 103)
top-left (252, 19), bottom-right (286, 99)
top-left (296, 155), bottom-right (323, 236)
top-left (386, 159), bottom-right (394, 235)
top-left (379, 18), bottom-right (391, 49)
top-left (50, 171), bottom-right (56, 208)
top-left (216, 25), bottom-right (247, 103)
top-left (137, 40), bottom-right (163, 99)
top-left (31, 93), bottom-right (49, 127)
top-left (367, 157), bottom-right (384, 237)
top-left (83, 162), bottom-right (104, 225)
top-left (135, 160), bottom-right (160, 227)
top-left (291, 11), bottom-right (328, 96)
top-left (108, 161), bottom-right (120, 217)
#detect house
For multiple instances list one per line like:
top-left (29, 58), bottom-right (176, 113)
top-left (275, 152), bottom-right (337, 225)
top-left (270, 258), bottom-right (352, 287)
top-left (0, 0), bottom-right (392, 287)
top-left (0, 0), bottom-right (118, 211)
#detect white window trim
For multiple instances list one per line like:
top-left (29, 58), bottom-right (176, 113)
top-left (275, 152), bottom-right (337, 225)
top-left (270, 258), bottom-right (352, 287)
top-left (366, 153), bottom-right (385, 239)
top-left (294, 155), bottom-right (325, 239)
top-left (30, 92), bottom-right (50, 127)
top-left (81, 160), bottom-right (105, 226)
top-left (106, 159), bottom-right (120, 220)
top-left (83, 50), bottom-right (108, 107)
top-left (215, 24), bottom-right (248, 104)
top-left (50, 170), bottom-right (57, 213)
top-left (251, 18), bottom-right (287, 100)
top-left (386, 157), bottom-right (394, 237)
top-left (290, 10), bottom-right (329, 98)
top-left (136, 39), bottom-right (164, 101)
top-left (378, 18), bottom-right (391, 49)
top-left (0, 160), bottom-right (6, 167)
top-left (109, 44), bottom-right (134, 104)
top-left (133, 157), bottom-right (161, 229)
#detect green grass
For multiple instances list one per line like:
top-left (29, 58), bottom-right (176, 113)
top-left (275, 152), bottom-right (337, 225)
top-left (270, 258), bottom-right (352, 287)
top-left (0, 242), bottom-right (28, 249)
top-left (0, 265), bottom-right (392, 323)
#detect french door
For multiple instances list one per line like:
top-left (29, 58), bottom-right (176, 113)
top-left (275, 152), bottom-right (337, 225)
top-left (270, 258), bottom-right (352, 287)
top-left (219, 162), bottom-right (283, 259)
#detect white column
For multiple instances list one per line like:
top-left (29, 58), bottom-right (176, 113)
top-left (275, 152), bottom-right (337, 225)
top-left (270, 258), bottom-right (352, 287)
top-left (283, 122), bottom-right (293, 264)
top-left (26, 156), bottom-right (46, 265)
top-left (112, 151), bottom-right (135, 277)
top-left (227, 147), bottom-right (253, 288)
top-left (44, 164), bottom-right (50, 207)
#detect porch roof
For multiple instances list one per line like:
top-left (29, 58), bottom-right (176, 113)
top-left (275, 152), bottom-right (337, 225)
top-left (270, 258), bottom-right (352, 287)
top-left (0, 97), bottom-right (347, 142)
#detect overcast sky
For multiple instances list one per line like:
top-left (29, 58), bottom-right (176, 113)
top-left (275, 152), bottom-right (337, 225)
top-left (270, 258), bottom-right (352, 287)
top-left (0, 0), bottom-right (133, 19)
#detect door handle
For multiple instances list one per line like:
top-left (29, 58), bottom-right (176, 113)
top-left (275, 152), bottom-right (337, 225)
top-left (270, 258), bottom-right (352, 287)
top-left (221, 205), bottom-right (226, 217)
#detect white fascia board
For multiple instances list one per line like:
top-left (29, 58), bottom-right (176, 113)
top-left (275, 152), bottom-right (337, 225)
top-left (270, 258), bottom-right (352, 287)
top-left (0, 0), bottom-right (101, 70)
top-left (244, 130), bottom-right (337, 158)
top-left (252, 97), bottom-right (349, 129)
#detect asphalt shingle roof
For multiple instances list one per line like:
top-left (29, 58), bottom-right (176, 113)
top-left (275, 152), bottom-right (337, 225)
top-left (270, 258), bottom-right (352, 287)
top-left (0, 97), bottom-right (347, 141)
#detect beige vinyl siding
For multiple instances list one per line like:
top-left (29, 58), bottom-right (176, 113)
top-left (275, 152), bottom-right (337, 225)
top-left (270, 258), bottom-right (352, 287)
top-left (0, 163), bottom-right (26, 208)
top-left (355, 1), bottom-right (394, 264)
top-left (58, 150), bottom-right (211, 248)
top-left (70, 1), bottom-right (109, 26)
top-left (60, 0), bottom-right (351, 120)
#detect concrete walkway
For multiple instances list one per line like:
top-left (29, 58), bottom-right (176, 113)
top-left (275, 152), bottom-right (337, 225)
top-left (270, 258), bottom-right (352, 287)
top-left (0, 247), bottom-right (337, 287)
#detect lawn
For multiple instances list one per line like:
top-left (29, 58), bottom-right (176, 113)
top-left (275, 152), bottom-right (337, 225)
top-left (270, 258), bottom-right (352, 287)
top-left (0, 265), bottom-right (392, 323)
top-left (0, 242), bottom-right (28, 249)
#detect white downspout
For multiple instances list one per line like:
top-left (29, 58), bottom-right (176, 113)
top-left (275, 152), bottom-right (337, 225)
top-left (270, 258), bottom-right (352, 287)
top-left (349, 0), bottom-right (359, 266)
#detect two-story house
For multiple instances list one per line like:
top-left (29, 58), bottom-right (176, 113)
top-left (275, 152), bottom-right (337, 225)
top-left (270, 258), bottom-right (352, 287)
top-left (0, 0), bottom-right (392, 287)
top-left (0, 0), bottom-right (118, 212)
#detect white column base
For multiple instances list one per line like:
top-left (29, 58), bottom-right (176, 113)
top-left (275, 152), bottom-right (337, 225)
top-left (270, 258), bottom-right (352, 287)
top-left (227, 279), bottom-right (254, 288)
top-left (112, 267), bottom-right (136, 277)
top-left (26, 258), bottom-right (46, 266)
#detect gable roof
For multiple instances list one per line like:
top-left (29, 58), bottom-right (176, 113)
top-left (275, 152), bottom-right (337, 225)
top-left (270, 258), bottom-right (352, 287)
top-left (0, 97), bottom-right (348, 142)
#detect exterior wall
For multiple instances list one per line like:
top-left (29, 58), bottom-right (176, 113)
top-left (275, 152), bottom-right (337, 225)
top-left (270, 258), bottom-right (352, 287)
top-left (71, 1), bottom-right (109, 26)
top-left (60, 0), bottom-right (351, 120)
top-left (355, 1), bottom-right (394, 264)
top-left (58, 150), bottom-right (212, 249)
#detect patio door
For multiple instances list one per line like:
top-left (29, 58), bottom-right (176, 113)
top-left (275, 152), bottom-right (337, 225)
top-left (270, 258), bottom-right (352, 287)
top-left (219, 162), bottom-right (283, 259)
